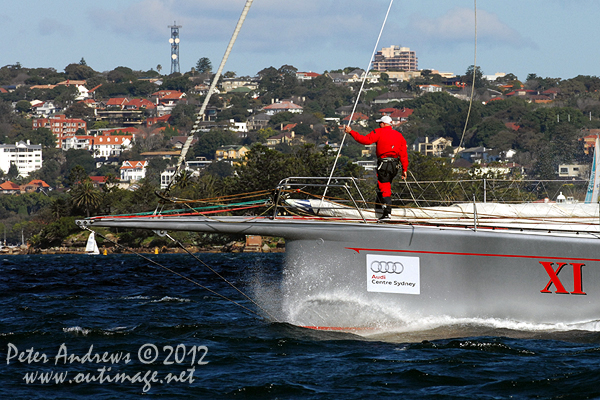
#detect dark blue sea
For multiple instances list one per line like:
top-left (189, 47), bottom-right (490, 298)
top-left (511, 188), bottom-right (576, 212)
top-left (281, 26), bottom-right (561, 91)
top-left (2, 253), bottom-right (600, 399)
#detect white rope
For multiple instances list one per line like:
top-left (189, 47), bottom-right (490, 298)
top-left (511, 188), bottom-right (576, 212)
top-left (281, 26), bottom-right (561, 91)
top-left (320, 0), bottom-right (395, 204)
top-left (165, 0), bottom-right (254, 195)
top-left (456, 0), bottom-right (477, 156)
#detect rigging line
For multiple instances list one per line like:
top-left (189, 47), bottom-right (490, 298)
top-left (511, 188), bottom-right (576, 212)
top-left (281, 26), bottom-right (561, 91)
top-left (80, 226), bottom-right (266, 320)
top-left (164, 233), bottom-right (280, 322)
top-left (321, 0), bottom-right (395, 204)
top-left (456, 0), bottom-right (477, 154)
top-left (164, 0), bottom-right (254, 196)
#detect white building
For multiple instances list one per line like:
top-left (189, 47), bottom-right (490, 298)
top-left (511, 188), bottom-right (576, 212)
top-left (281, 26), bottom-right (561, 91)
top-left (120, 160), bottom-right (148, 182)
top-left (92, 135), bottom-right (132, 158)
top-left (61, 136), bottom-right (94, 151)
top-left (0, 141), bottom-right (43, 177)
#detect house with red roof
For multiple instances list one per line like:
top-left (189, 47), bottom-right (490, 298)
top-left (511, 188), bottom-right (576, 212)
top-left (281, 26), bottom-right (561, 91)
top-left (342, 112), bottom-right (369, 127)
top-left (505, 122), bottom-right (520, 131)
top-left (92, 134), bottom-right (133, 158)
top-left (120, 160), bottom-right (148, 182)
top-left (380, 107), bottom-right (413, 125)
top-left (93, 127), bottom-right (139, 136)
top-left (296, 71), bottom-right (321, 81)
top-left (282, 123), bottom-right (297, 132)
top-left (0, 181), bottom-right (21, 194)
top-left (20, 179), bottom-right (52, 193)
top-left (125, 98), bottom-right (156, 111)
top-left (146, 115), bottom-right (172, 127)
top-left (105, 97), bottom-right (130, 110)
top-left (263, 100), bottom-right (303, 115)
top-left (89, 176), bottom-right (107, 188)
top-left (80, 98), bottom-right (101, 109)
top-left (151, 90), bottom-right (186, 105)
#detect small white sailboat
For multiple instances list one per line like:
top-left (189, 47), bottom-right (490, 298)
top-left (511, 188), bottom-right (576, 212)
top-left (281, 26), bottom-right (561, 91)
top-left (85, 231), bottom-right (100, 255)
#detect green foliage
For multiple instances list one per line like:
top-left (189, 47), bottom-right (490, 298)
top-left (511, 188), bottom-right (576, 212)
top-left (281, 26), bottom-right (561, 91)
top-left (70, 179), bottom-right (102, 217)
top-left (169, 104), bottom-right (197, 130)
top-left (161, 76), bottom-right (193, 92)
top-left (193, 129), bottom-right (240, 159)
top-left (0, 192), bottom-right (53, 218)
top-left (64, 63), bottom-right (96, 80)
top-left (7, 163), bottom-right (19, 180)
top-left (65, 150), bottom-right (95, 177)
top-left (65, 102), bottom-right (94, 120)
top-left (33, 216), bottom-right (79, 248)
top-left (206, 161), bottom-right (233, 178)
top-left (229, 144), bottom-right (333, 194)
top-left (196, 57), bottom-right (212, 74)
top-left (268, 112), bottom-right (295, 127)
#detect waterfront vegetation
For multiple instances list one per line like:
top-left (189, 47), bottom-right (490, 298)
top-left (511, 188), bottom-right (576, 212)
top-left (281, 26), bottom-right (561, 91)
top-left (1, 62), bottom-right (600, 247)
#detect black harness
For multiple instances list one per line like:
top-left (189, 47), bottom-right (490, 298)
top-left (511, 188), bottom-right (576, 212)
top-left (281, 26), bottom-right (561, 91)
top-left (376, 157), bottom-right (400, 183)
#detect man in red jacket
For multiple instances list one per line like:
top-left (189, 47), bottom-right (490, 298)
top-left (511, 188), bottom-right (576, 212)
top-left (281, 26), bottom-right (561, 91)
top-left (344, 115), bottom-right (408, 220)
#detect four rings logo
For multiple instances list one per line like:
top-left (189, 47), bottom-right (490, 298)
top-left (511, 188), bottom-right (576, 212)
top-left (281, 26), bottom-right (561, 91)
top-left (370, 260), bottom-right (404, 274)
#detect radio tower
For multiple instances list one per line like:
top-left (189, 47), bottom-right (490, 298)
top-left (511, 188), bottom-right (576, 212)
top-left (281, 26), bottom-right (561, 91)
top-left (168, 22), bottom-right (182, 74)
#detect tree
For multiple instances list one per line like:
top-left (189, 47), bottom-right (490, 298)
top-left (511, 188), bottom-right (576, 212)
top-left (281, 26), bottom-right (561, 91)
top-left (7, 163), bottom-right (19, 180)
top-left (196, 57), bottom-right (212, 74)
top-left (193, 129), bottom-right (239, 159)
top-left (70, 179), bottom-right (101, 217)
top-left (206, 161), bottom-right (233, 178)
top-left (64, 63), bottom-right (95, 80)
top-left (67, 165), bottom-right (89, 187)
top-left (65, 149), bottom-right (95, 176)
top-left (463, 65), bottom-right (484, 88)
top-left (65, 102), bottom-right (94, 119)
top-left (175, 170), bottom-right (193, 189)
top-left (157, 64), bottom-right (162, 74)
top-left (15, 100), bottom-right (31, 114)
top-left (379, 72), bottom-right (390, 85)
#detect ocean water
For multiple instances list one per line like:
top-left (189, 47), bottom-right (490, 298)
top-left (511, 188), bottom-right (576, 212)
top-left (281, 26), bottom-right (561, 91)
top-left (2, 253), bottom-right (600, 399)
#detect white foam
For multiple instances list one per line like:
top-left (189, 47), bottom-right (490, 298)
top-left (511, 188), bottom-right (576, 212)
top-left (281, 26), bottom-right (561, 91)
top-left (63, 326), bottom-right (91, 336)
top-left (151, 296), bottom-right (190, 303)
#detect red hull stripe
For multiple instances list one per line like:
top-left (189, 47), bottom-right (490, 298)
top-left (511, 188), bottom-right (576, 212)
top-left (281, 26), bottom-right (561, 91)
top-left (301, 326), bottom-right (376, 331)
top-left (346, 247), bottom-right (600, 262)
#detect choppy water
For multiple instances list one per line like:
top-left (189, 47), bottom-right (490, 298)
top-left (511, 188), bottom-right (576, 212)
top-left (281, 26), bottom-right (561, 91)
top-left (2, 253), bottom-right (600, 399)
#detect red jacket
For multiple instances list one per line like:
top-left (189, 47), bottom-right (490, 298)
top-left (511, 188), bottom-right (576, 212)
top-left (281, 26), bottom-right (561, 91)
top-left (348, 126), bottom-right (409, 172)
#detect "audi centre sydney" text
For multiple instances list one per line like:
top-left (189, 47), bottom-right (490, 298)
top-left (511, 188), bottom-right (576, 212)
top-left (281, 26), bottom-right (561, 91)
top-left (366, 254), bottom-right (420, 294)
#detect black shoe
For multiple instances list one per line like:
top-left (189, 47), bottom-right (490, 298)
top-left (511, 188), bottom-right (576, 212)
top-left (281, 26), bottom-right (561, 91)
top-left (378, 206), bottom-right (391, 221)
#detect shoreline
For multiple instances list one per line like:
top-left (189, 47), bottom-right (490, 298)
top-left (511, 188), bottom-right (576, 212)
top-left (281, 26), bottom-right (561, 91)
top-left (0, 245), bottom-right (286, 256)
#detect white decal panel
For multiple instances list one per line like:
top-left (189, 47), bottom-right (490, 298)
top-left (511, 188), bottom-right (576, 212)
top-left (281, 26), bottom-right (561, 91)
top-left (366, 254), bottom-right (420, 294)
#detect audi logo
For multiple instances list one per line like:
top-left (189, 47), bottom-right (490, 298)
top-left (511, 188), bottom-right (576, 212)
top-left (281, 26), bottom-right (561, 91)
top-left (370, 261), bottom-right (404, 274)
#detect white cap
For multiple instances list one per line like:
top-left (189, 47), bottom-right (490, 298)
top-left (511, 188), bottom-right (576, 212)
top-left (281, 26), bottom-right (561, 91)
top-left (376, 115), bottom-right (393, 124)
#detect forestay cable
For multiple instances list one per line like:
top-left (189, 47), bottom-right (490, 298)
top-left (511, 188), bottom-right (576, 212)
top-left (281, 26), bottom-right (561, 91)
top-left (321, 0), bottom-right (394, 202)
top-left (456, 0), bottom-right (477, 154)
top-left (164, 0), bottom-right (254, 196)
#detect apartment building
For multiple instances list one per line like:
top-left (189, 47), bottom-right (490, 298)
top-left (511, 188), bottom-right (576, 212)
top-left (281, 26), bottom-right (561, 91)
top-left (0, 141), bottom-right (43, 177)
top-left (372, 45), bottom-right (418, 72)
top-left (32, 114), bottom-right (87, 146)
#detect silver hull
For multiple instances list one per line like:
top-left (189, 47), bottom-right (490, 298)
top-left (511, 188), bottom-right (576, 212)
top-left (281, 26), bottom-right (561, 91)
top-left (81, 215), bottom-right (600, 330)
